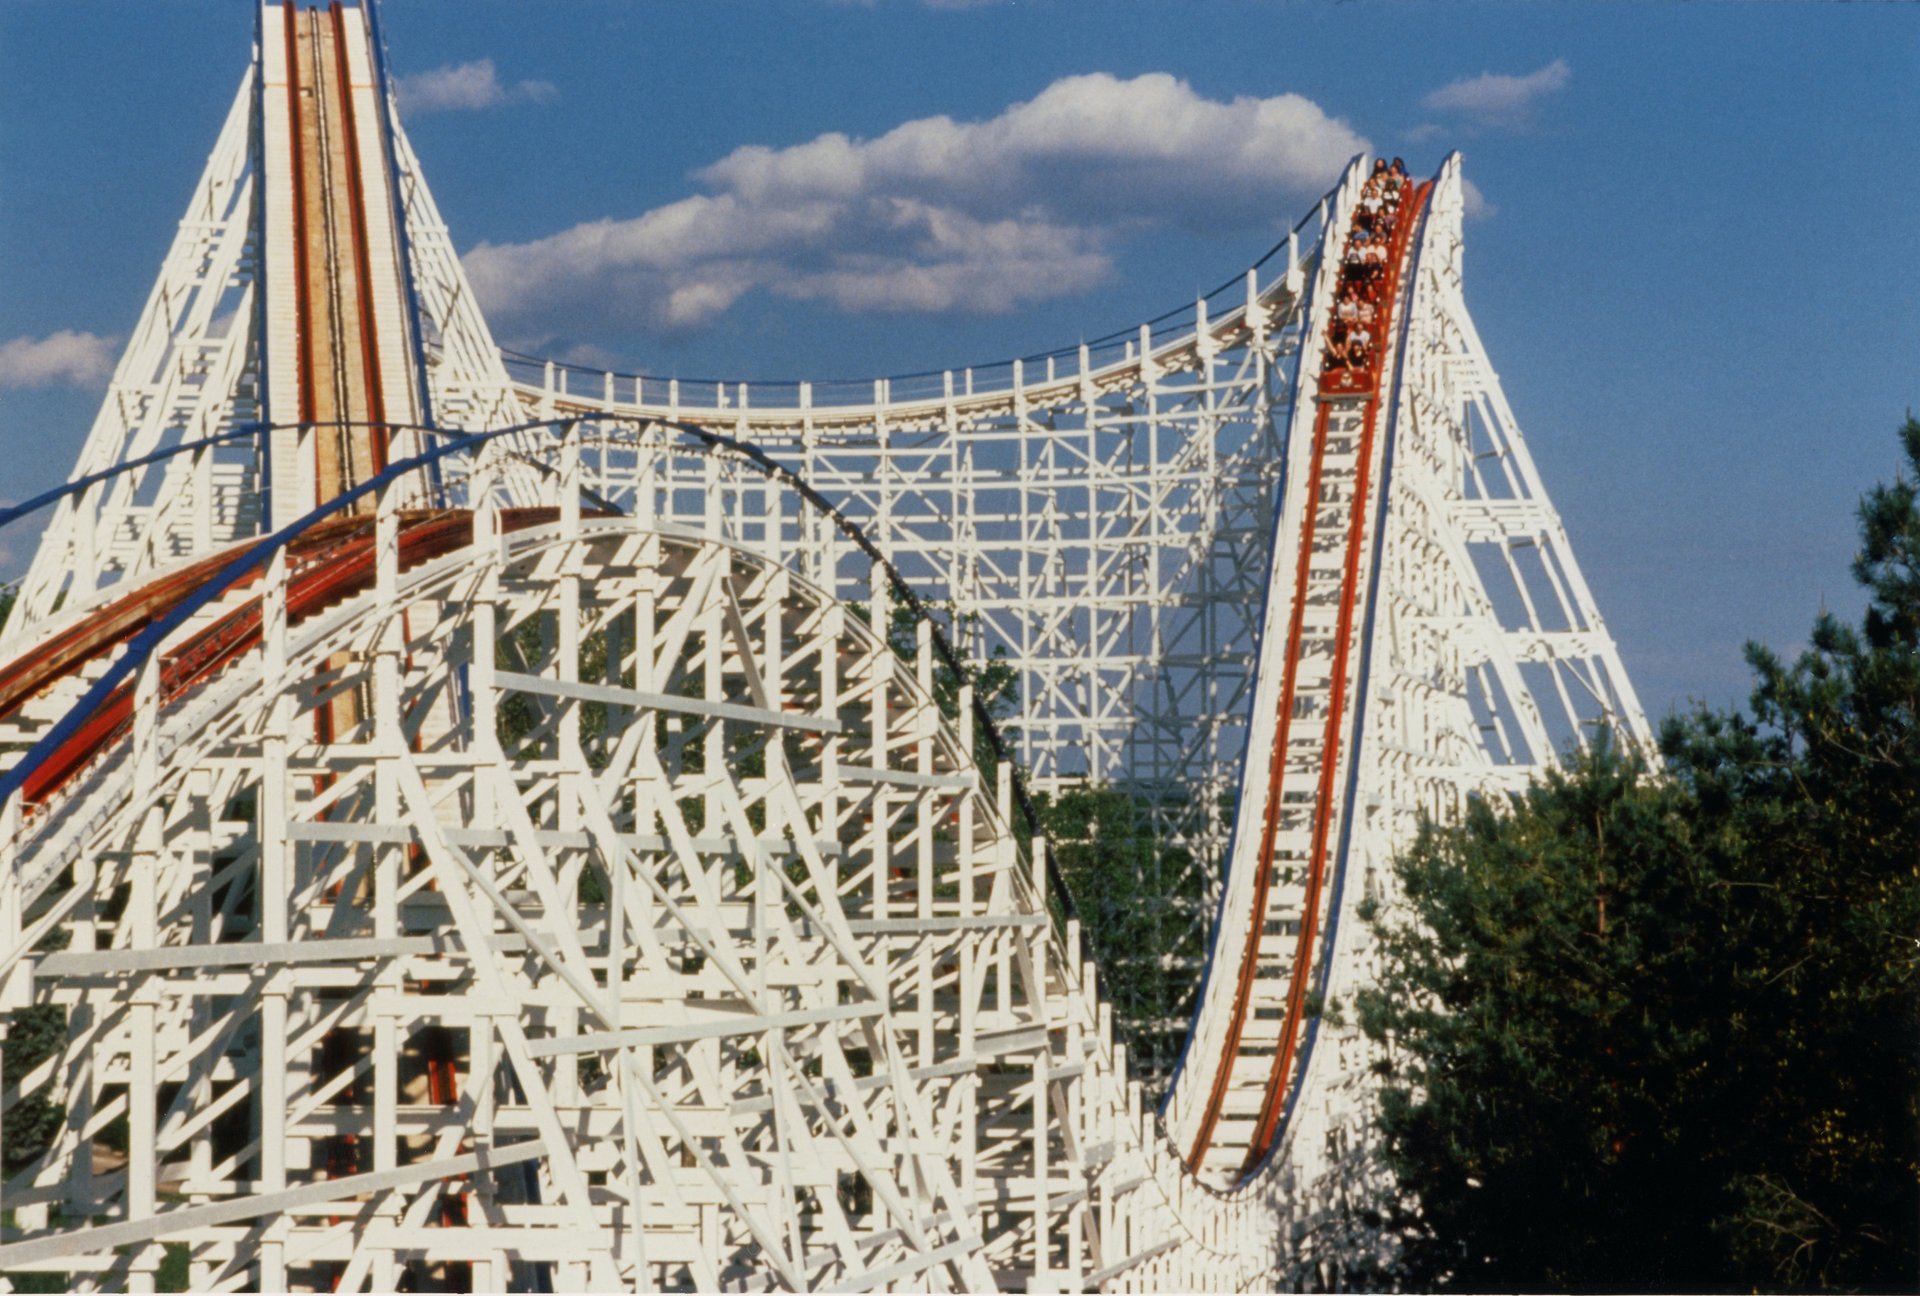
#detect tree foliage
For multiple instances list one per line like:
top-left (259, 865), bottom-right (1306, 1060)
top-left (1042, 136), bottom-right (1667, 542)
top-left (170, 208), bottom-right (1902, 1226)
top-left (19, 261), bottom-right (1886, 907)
top-left (4, 1003), bottom-right (68, 1173)
top-left (1038, 785), bottom-right (1208, 1078)
top-left (853, 598), bottom-right (1020, 779)
top-left (1361, 418), bottom-right (1920, 1291)
top-left (864, 599), bottom-right (1214, 1078)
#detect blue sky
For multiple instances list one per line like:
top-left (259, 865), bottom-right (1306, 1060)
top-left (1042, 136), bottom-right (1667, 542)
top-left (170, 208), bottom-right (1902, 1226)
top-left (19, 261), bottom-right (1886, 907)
top-left (1, 1), bottom-right (1915, 723)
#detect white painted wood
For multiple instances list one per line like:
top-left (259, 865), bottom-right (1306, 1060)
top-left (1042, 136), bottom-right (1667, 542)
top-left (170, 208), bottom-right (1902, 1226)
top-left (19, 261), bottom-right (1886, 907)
top-left (0, 14), bottom-right (1649, 1283)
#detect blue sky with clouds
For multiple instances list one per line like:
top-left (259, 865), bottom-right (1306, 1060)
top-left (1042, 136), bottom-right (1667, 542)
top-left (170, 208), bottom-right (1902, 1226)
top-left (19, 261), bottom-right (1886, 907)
top-left (1, 1), bottom-right (1915, 722)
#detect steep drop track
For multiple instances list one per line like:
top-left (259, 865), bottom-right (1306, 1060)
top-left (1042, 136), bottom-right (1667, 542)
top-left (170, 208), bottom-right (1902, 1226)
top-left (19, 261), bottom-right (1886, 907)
top-left (1185, 178), bottom-right (1433, 1180)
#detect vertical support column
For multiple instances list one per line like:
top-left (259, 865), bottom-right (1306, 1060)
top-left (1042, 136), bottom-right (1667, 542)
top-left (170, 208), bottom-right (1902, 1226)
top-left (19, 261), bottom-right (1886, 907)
top-left (607, 545), bottom-right (650, 1293)
top-left (868, 565), bottom-right (892, 928)
top-left (553, 426), bottom-right (584, 1114)
top-left (703, 449), bottom-right (721, 541)
top-left (0, 790), bottom-right (15, 1228)
top-left (760, 566), bottom-right (807, 1272)
top-left (472, 498), bottom-right (500, 760)
top-left (127, 653), bottom-right (162, 1292)
top-left (181, 765), bottom-right (216, 1294)
top-left (0, 1014), bottom-right (7, 1242)
top-left (1011, 356), bottom-right (1037, 783)
top-left (258, 547), bottom-right (292, 1293)
top-left (953, 680), bottom-right (980, 1205)
top-left (1066, 964), bottom-right (1093, 1289)
top-left (1030, 965), bottom-right (1052, 1291)
top-left (369, 478), bottom-right (402, 1291)
top-left (628, 521), bottom-right (661, 1230)
top-left (913, 619), bottom-right (933, 1065)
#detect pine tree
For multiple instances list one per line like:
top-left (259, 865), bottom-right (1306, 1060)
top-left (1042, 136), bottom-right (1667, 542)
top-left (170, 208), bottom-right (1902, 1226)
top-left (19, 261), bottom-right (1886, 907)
top-left (1359, 418), bottom-right (1920, 1291)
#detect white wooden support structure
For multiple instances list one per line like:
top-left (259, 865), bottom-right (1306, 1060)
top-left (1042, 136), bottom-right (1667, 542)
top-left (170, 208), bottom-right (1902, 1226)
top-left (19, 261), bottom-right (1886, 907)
top-left (0, 5), bottom-right (1649, 1288)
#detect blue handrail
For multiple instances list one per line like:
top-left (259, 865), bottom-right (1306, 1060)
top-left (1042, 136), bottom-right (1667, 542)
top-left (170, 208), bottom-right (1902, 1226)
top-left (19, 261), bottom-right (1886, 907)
top-left (0, 420), bottom-right (455, 535)
top-left (0, 415), bottom-right (571, 809)
top-left (0, 412), bottom-right (1075, 937)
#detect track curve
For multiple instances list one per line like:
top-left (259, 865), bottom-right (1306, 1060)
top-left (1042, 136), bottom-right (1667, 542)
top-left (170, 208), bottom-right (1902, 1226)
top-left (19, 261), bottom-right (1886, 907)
top-left (1, 5), bottom-right (1660, 1279)
top-left (0, 137), bottom-right (1447, 1284)
top-left (0, 423), bottom-right (1298, 1291)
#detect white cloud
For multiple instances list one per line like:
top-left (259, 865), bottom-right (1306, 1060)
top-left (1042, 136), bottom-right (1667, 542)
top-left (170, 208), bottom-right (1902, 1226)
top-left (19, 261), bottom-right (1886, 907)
top-left (394, 59), bottom-right (556, 115)
top-left (782, 200), bottom-right (1111, 313)
top-left (1422, 59), bottom-right (1570, 129)
top-left (463, 71), bottom-right (1366, 337)
top-left (1461, 178), bottom-right (1497, 221)
top-left (0, 330), bottom-right (117, 389)
top-left (554, 341), bottom-right (625, 370)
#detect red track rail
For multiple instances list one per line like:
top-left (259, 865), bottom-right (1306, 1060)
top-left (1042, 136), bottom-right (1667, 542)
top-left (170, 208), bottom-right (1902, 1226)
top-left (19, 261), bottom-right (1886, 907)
top-left (328, 0), bottom-right (390, 474)
top-left (0, 517), bottom-right (386, 723)
top-left (1240, 185), bottom-right (1430, 1173)
top-left (9, 508), bottom-right (570, 808)
top-left (1185, 179), bottom-right (1433, 1177)
top-left (284, 2), bottom-right (317, 432)
top-left (1186, 363), bottom-right (1335, 1170)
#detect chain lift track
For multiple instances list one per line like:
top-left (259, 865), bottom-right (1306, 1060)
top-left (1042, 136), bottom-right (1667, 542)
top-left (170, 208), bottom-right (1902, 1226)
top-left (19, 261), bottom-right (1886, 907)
top-left (0, 3), bottom-right (1650, 1288)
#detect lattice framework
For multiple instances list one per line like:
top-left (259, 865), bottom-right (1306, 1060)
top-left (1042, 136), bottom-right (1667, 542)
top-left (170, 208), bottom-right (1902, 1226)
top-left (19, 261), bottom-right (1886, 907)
top-left (0, 13), bottom-right (1655, 1283)
top-left (0, 427), bottom-right (1300, 1290)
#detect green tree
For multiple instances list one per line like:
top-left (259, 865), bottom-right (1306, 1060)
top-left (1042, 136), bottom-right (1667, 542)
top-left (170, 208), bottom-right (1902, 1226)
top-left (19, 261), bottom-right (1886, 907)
top-left (1361, 418), bottom-right (1920, 1291)
top-left (1038, 785), bottom-right (1208, 1080)
top-left (853, 597), bottom-right (1020, 779)
top-left (1658, 416), bottom-right (1920, 1288)
top-left (4, 1004), bottom-right (68, 1174)
top-left (0, 591), bottom-right (75, 1296)
top-left (860, 597), bottom-right (1218, 1080)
